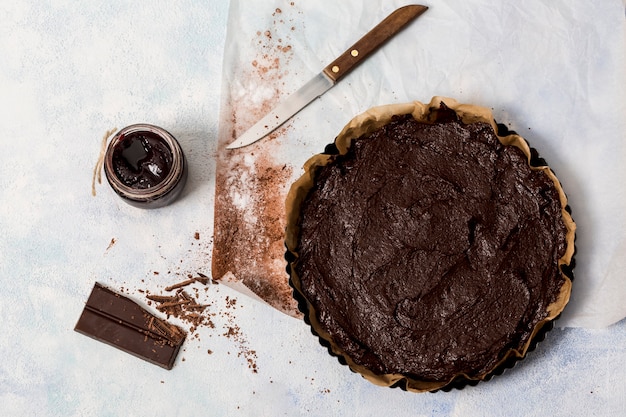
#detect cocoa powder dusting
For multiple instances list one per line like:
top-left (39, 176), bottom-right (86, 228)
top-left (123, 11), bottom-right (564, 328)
top-left (221, 296), bottom-right (258, 373)
top-left (212, 3), bottom-right (302, 317)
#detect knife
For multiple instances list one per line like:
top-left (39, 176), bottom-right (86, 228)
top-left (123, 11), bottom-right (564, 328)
top-left (226, 4), bottom-right (428, 149)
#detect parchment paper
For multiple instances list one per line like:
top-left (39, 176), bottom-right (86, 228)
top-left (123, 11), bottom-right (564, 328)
top-left (213, 0), bottom-right (626, 327)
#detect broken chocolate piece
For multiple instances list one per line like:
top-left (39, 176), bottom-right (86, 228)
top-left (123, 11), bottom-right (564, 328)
top-left (74, 283), bottom-right (186, 370)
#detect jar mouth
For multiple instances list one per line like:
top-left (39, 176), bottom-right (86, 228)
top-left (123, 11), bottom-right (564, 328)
top-left (104, 124), bottom-right (186, 203)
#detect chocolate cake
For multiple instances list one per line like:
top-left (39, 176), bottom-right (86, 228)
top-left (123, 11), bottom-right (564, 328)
top-left (285, 97), bottom-right (576, 392)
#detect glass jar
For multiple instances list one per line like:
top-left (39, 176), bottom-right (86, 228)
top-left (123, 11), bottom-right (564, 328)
top-left (103, 124), bottom-right (188, 208)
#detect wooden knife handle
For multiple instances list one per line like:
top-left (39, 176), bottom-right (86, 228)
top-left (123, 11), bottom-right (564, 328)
top-left (322, 5), bottom-right (428, 82)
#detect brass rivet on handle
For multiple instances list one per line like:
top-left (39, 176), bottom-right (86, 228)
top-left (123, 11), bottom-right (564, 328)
top-left (351, 49), bottom-right (359, 57)
top-left (332, 66), bottom-right (339, 73)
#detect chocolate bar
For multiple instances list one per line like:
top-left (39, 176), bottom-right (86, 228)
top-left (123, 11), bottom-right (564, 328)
top-left (75, 282), bottom-right (186, 370)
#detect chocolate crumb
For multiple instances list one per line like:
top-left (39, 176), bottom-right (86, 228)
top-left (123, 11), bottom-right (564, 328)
top-left (105, 238), bottom-right (116, 251)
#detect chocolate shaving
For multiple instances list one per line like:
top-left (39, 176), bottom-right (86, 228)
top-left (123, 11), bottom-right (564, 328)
top-left (146, 294), bottom-right (178, 302)
top-left (149, 285), bottom-right (215, 331)
top-left (164, 279), bottom-right (197, 291)
top-left (157, 300), bottom-right (191, 309)
top-left (164, 276), bottom-right (210, 291)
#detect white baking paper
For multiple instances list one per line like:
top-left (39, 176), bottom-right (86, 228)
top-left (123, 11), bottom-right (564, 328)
top-left (214, 0), bottom-right (626, 328)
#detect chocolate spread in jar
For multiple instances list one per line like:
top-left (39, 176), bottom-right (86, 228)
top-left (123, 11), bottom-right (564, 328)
top-left (103, 124), bottom-right (187, 209)
top-left (294, 105), bottom-right (568, 382)
top-left (111, 131), bottom-right (173, 189)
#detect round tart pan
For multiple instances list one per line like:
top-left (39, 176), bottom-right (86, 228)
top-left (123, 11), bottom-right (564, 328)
top-left (285, 97), bottom-right (576, 392)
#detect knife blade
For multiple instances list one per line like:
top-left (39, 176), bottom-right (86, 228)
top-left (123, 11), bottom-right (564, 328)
top-left (226, 4), bottom-right (428, 150)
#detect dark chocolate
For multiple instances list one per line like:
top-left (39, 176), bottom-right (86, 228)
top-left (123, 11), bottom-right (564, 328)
top-left (75, 283), bottom-right (186, 370)
top-left (294, 105), bottom-right (568, 382)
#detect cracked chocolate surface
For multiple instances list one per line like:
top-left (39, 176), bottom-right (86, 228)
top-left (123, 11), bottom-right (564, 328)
top-left (294, 108), bottom-right (568, 382)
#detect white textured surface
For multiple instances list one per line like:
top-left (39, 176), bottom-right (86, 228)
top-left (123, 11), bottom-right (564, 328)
top-left (0, 1), bottom-right (625, 416)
